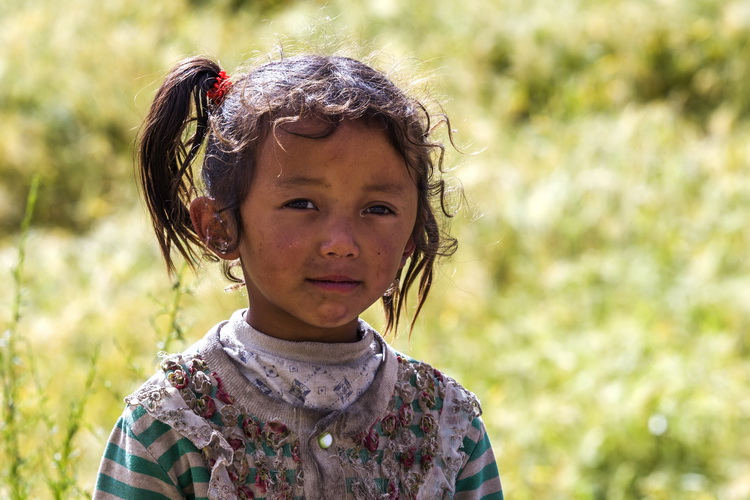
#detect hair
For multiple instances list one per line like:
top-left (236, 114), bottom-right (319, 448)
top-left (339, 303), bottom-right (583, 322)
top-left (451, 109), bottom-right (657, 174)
top-left (138, 54), bottom-right (458, 334)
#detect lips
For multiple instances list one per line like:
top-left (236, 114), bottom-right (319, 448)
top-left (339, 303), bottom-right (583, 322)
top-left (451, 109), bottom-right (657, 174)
top-left (307, 275), bottom-right (362, 292)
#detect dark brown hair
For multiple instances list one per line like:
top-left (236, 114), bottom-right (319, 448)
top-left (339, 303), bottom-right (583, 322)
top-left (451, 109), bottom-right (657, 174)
top-left (138, 54), bottom-right (458, 334)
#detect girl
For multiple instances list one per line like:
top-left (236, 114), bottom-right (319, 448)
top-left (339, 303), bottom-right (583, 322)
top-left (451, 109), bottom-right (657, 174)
top-left (95, 54), bottom-right (502, 500)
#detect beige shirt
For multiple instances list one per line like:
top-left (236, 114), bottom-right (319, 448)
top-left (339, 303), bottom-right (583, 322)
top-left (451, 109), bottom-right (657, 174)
top-left (219, 309), bottom-right (383, 411)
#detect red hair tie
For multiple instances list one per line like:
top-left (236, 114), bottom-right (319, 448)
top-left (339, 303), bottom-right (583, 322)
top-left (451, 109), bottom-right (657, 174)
top-left (207, 70), bottom-right (232, 106)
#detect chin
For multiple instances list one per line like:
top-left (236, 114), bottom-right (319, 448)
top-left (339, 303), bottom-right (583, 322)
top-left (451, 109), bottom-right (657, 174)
top-left (312, 311), bottom-right (360, 328)
top-left (314, 316), bottom-right (357, 329)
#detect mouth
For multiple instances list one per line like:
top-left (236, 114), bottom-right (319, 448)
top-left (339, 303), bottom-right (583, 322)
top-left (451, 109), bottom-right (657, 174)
top-left (307, 276), bottom-right (362, 292)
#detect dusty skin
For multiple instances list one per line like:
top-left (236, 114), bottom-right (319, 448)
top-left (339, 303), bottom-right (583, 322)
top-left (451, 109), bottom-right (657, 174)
top-left (191, 119), bottom-right (418, 343)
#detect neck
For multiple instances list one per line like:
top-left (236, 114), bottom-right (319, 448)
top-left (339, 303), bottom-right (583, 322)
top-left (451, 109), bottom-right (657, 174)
top-left (243, 310), bottom-right (360, 343)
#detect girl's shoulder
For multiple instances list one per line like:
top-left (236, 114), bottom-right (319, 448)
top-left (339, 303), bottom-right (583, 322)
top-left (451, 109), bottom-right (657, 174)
top-left (391, 349), bottom-right (483, 419)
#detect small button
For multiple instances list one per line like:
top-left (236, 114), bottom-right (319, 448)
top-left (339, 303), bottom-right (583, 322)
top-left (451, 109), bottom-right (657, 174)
top-left (317, 432), bottom-right (333, 449)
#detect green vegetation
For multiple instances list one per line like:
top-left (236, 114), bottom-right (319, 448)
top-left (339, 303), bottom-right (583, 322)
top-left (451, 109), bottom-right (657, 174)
top-left (1, 0), bottom-right (749, 498)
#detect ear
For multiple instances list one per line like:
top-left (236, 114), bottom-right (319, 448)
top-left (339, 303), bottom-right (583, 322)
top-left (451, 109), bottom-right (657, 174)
top-left (189, 197), bottom-right (241, 260)
top-left (399, 237), bottom-right (416, 268)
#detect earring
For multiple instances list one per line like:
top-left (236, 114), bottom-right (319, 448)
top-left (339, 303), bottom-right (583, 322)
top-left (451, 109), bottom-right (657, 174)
top-left (212, 238), bottom-right (231, 254)
top-left (205, 233), bottom-right (229, 253)
top-left (205, 211), bottom-right (232, 253)
top-left (213, 211), bottom-right (227, 226)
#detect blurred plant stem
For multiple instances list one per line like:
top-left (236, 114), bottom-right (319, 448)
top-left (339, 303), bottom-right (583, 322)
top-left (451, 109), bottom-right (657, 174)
top-left (48, 346), bottom-right (99, 499)
top-left (161, 263), bottom-right (190, 353)
top-left (1, 174), bottom-right (40, 499)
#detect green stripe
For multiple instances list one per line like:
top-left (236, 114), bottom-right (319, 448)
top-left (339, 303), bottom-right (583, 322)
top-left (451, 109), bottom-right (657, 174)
top-left (126, 407), bottom-right (204, 485)
top-left (455, 461), bottom-right (500, 492)
top-left (157, 437), bottom-right (200, 477)
top-left (177, 466), bottom-right (211, 500)
top-left (470, 416), bottom-right (484, 433)
top-left (177, 465), bottom-right (210, 485)
top-left (129, 404), bottom-right (148, 420)
top-left (96, 473), bottom-right (176, 500)
top-left (481, 490), bottom-right (505, 500)
top-left (175, 459), bottom-right (210, 494)
top-left (104, 440), bottom-right (175, 485)
top-left (139, 418), bottom-right (175, 448)
top-left (120, 408), bottom-right (207, 496)
top-left (456, 421), bottom-right (500, 495)
top-left (462, 420), bottom-right (491, 458)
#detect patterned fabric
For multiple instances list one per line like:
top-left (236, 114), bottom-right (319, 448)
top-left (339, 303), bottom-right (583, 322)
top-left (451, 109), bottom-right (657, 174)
top-left (95, 317), bottom-right (503, 499)
top-left (220, 311), bottom-right (383, 411)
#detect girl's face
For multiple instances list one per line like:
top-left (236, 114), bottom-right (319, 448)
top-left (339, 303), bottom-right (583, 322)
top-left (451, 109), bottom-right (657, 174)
top-left (235, 119), bottom-right (418, 343)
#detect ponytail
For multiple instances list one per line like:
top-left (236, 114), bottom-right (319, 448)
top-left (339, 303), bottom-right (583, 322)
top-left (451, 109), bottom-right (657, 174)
top-left (138, 57), bottom-right (222, 275)
top-left (136, 54), bottom-right (457, 335)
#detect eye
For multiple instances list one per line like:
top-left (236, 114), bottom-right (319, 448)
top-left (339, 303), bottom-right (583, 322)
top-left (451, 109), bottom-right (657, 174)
top-left (362, 204), bottom-right (395, 216)
top-left (284, 199), bottom-right (316, 210)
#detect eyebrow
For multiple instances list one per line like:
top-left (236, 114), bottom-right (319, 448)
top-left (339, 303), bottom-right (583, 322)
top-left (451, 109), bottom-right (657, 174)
top-left (274, 176), bottom-right (330, 189)
top-left (275, 176), bottom-right (412, 196)
top-left (364, 182), bottom-right (412, 197)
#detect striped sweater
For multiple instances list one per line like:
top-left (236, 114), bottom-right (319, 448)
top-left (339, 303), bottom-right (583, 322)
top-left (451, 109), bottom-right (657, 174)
top-left (95, 318), bottom-right (503, 499)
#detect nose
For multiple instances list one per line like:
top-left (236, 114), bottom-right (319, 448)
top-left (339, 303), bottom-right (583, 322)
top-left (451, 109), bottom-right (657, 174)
top-left (319, 216), bottom-right (359, 259)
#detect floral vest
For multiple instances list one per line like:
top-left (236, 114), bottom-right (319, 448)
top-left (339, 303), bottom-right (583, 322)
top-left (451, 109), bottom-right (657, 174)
top-left (126, 328), bottom-right (482, 500)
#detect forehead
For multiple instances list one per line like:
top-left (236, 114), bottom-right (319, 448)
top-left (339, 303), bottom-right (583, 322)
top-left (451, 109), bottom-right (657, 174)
top-left (255, 119), bottom-right (416, 189)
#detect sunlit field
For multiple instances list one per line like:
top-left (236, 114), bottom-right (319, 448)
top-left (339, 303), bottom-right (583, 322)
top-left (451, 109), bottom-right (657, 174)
top-left (2, 0), bottom-right (749, 498)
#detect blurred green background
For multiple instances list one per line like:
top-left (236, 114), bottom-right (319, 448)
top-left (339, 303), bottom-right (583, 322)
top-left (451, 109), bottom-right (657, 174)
top-left (2, 0), bottom-right (749, 498)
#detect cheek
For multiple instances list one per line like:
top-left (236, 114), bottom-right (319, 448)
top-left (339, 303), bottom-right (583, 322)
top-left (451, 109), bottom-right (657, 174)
top-left (373, 240), bottom-right (410, 270)
top-left (255, 228), bottom-right (301, 259)
top-left (243, 224), bottom-right (292, 270)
